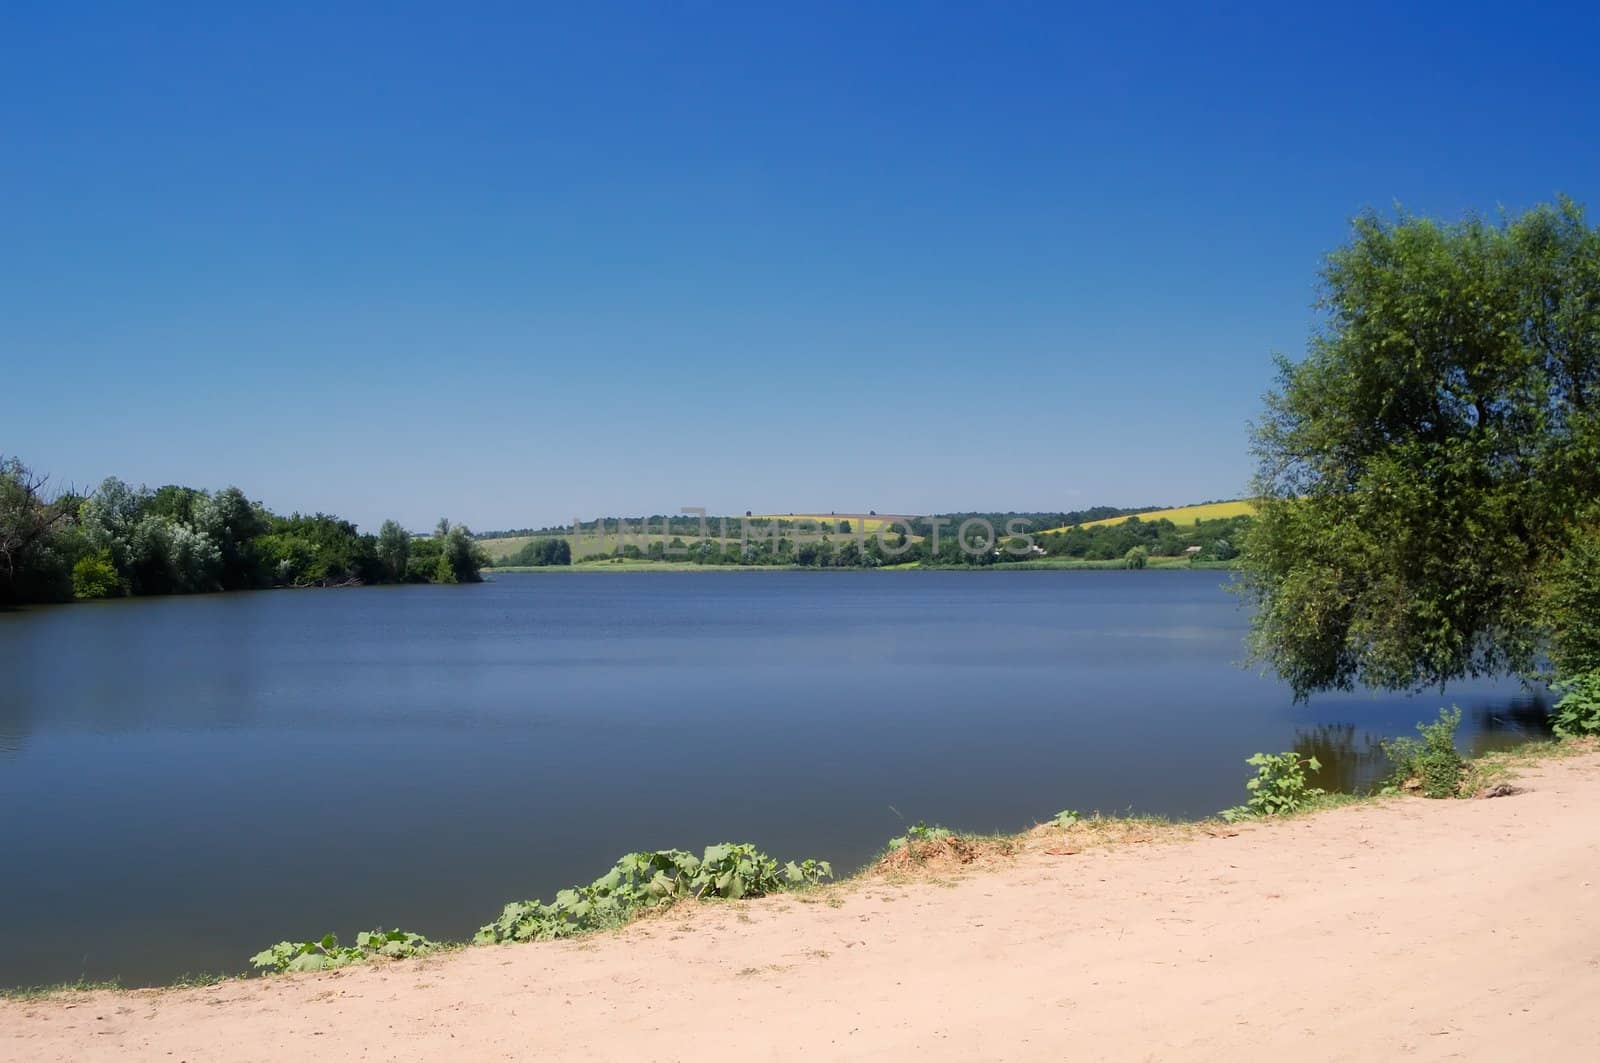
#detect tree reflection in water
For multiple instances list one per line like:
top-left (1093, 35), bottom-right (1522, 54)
top-left (1294, 695), bottom-right (1552, 795)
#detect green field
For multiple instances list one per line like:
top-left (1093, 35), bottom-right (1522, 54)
top-left (747, 513), bottom-right (897, 532)
top-left (491, 559), bottom-right (786, 573)
top-left (477, 532), bottom-right (743, 562)
top-left (478, 516), bottom-right (902, 561)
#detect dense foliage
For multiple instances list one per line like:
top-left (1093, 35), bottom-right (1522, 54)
top-left (1039, 514), bottom-right (1249, 562)
top-left (0, 457), bottom-right (486, 604)
top-left (1552, 674), bottom-right (1600, 738)
top-left (1240, 199), bottom-right (1600, 697)
top-left (1381, 708), bottom-right (1466, 798)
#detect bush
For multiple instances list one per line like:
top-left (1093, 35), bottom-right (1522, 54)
top-left (1123, 545), bottom-right (1149, 570)
top-left (1220, 751), bottom-right (1324, 821)
top-left (1552, 672), bottom-right (1600, 738)
top-left (1382, 707), bottom-right (1465, 798)
top-left (71, 549), bottom-right (121, 599)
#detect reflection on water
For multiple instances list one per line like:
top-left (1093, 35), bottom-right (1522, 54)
top-left (0, 720), bottom-right (24, 759)
top-left (1291, 723), bottom-right (1391, 794)
top-left (1292, 695), bottom-right (1552, 794)
top-left (1470, 695), bottom-right (1554, 742)
top-left (0, 572), bottom-right (1551, 987)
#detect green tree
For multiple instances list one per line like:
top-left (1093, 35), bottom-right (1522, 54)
top-left (376, 520), bottom-right (411, 580)
top-left (1123, 545), bottom-right (1149, 570)
top-left (0, 456), bottom-right (75, 603)
top-left (440, 524), bottom-right (487, 582)
top-left (194, 487), bottom-right (270, 589)
top-left (1241, 199), bottom-right (1600, 697)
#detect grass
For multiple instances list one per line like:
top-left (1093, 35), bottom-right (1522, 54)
top-left (1042, 500), bottom-right (1257, 534)
top-left (0, 977), bottom-right (122, 1002)
top-left (495, 560), bottom-right (790, 573)
top-left (475, 534), bottom-right (543, 560)
top-left (478, 533), bottom-right (747, 563)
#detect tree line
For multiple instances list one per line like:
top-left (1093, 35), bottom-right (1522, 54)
top-left (1038, 514), bottom-right (1249, 562)
top-left (0, 458), bottom-right (487, 605)
top-left (486, 512), bottom-right (1248, 569)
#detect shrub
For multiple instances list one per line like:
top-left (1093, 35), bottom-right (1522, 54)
top-left (1220, 751), bottom-right (1324, 821)
top-left (1382, 707), bottom-right (1465, 798)
top-left (70, 549), bottom-right (120, 599)
top-left (1123, 545), bottom-right (1149, 570)
top-left (251, 929), bottom-right (438, 973)
top-left (1552, 672), bottom-right (1600, 738)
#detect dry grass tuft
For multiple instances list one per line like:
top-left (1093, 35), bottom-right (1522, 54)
top-left (869, 835), bottom-right (1016, 877)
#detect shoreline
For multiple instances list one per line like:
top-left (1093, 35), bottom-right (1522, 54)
top-left (6, 742), bottom-right (1596, 1060)
top-left (486, 559), bottom-right (1240, 574)
top-left (5, 738), bottom-right (1582, 999)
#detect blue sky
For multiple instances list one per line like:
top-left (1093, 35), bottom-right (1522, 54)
top-left (4, 2), bottom-right (1597, 531)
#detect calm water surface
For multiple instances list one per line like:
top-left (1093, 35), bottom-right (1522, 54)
top-left (0, 571), bottom-right (1548, 987)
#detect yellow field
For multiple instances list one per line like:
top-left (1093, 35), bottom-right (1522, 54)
top-left (1044, 500), bottom-right (1256, 534)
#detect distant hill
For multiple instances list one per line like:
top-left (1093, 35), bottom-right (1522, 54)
top-left (1048, 500), bottom-right (1255, 533)
top-left (475, 506), bottom-right (1158, 560)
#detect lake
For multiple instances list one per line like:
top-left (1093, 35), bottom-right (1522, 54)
top-left (0, 570), bottom-right (1549, 988)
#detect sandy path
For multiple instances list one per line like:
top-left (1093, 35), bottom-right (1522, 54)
top-left (6, 754), bottom-right (1600, 1062)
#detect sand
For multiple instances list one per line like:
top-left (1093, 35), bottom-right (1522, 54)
top-left (5, 752), bottom-right (1599, 1062)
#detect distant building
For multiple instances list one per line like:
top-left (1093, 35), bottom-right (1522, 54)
top-left (1184, 545), bottom-right (1203, 555)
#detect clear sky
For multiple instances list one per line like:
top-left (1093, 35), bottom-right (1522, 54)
top-left (4, 2), bottom-right (1597, 531)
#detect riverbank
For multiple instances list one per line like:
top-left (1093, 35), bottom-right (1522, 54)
top-left (7, 747), bottom-right (1596, 1061)
top-left (488, 556), bottom-right (1238, 573)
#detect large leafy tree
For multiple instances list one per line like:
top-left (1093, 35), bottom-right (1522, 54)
top-left (1242, 199), bottom-right (1600, 697)
top-left (375, 519), bottom-right (411, 580)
